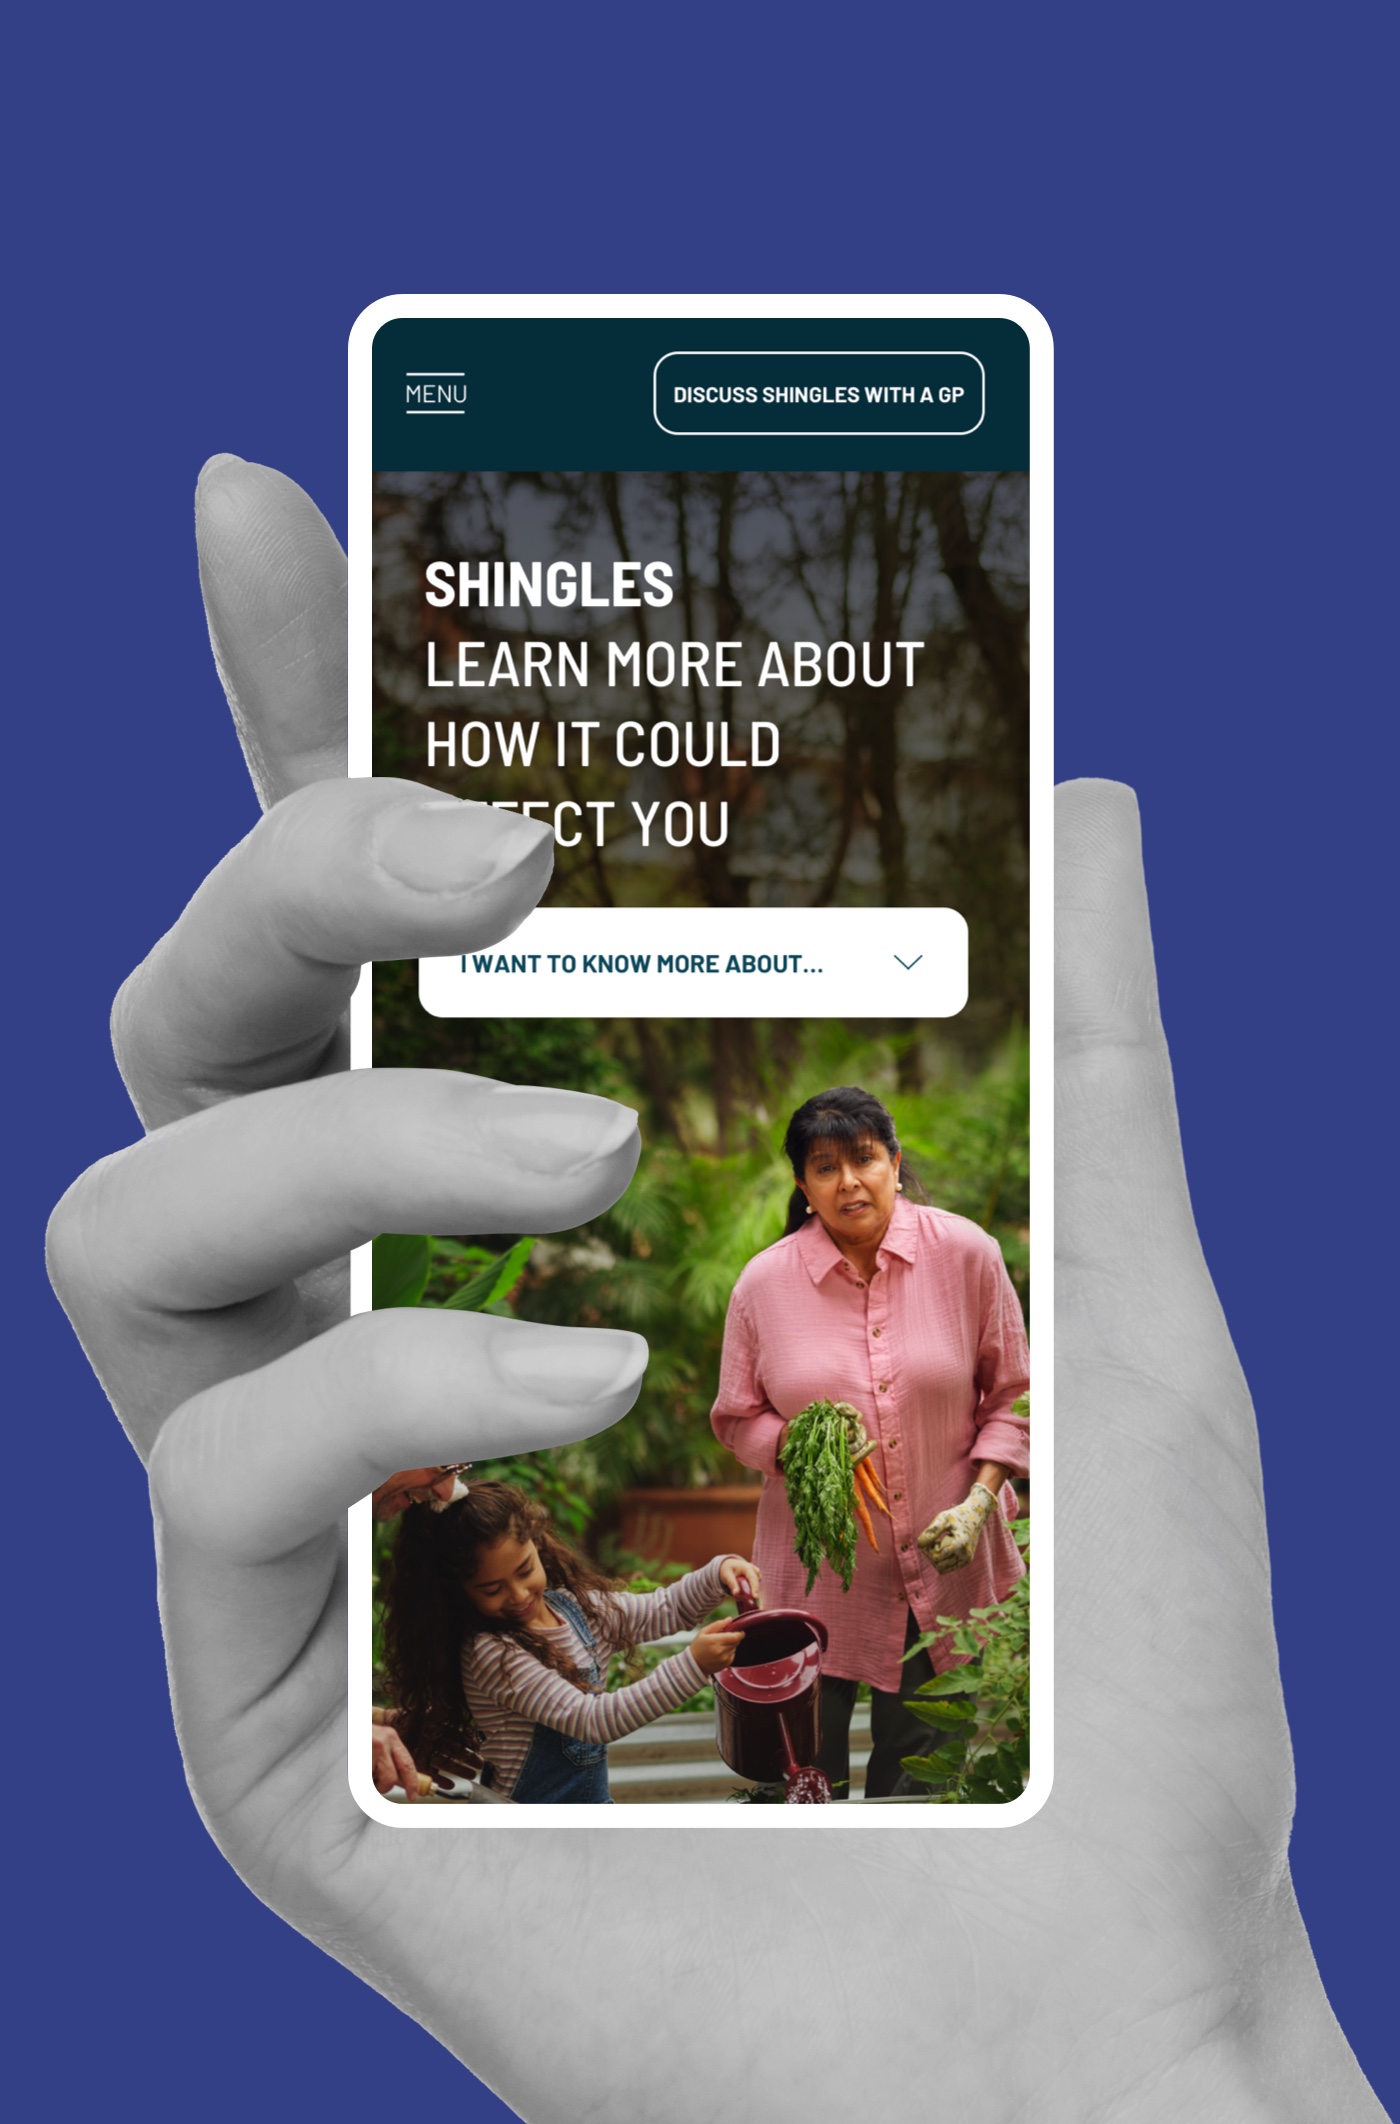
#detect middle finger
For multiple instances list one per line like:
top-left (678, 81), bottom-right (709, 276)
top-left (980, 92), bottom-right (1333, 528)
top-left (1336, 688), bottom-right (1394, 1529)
top-left (49, 1069), bottom-right (639, 1455)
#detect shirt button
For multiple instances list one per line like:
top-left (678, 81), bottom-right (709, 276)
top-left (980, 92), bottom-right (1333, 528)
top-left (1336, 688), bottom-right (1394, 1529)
top-left (878, 1382), bottom-right (889, 1392)
top-left (888, 1438), bottom-right (899, 1448)
top-left (901, 1542), bottom-right (910, 1552)
top-left (856, 1281), bottom-right (865, 1289)
top-left (893, 1492), bottom-right (903, 1502)
top-left (872, 1327), bottom-right (882, 1337)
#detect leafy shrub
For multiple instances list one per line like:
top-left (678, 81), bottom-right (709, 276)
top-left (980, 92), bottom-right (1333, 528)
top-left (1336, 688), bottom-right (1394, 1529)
top-left (900, 1518), bottom-right (1030, 1803)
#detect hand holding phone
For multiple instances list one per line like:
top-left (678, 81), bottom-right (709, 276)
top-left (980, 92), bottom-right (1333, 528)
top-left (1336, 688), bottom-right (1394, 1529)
top-left (45, 356), bottom-right (1383, 2116)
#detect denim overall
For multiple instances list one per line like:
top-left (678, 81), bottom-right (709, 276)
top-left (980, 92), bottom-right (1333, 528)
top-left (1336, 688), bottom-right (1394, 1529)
top-left (510, 1588), bottom-right (614, 1804)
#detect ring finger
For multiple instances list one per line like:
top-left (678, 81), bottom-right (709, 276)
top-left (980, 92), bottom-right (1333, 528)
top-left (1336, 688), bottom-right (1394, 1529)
top-left (49, 1067), bottom-right (640, 1456)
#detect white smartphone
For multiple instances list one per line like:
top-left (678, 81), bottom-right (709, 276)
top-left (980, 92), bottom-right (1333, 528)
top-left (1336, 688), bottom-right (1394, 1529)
top-left (347, 295), bottom-right (1051, 1829)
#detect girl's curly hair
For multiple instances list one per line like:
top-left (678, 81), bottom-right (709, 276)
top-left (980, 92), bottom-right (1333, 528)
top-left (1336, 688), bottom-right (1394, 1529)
top-left (381, 1482), bottom-right (634, 1777)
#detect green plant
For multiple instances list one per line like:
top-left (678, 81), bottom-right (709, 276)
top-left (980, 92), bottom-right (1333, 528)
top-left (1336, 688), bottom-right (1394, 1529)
top-left (371, 1231), bottom-right (538, 1315)
top-left (899, 1518), bottom-right (1030, 1803)
top-left (592, 1533), bottom-right (690, 1590)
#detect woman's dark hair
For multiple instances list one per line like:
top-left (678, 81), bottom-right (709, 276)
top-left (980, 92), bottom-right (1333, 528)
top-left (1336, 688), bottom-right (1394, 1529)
top-left (381, 1482), bottom-right (634, 1776)
top-left (781, 1085), bottom-right (928, 1236)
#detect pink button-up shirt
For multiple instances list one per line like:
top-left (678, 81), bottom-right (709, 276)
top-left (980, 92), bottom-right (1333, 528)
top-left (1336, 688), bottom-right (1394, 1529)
top-left (710, 1196), bottom-right (1029, 1691)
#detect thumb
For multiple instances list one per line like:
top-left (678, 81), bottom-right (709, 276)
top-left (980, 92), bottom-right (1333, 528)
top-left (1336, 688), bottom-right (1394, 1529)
top-left (1052, 779), bottom-right (1291, 1845)
top-left (1056, 778), bottom-right (1188, 1251)
top-left (1056, 780), bottom-right (1233, 1401)
top-left (1054, 777), bottom-right (1272, 1596)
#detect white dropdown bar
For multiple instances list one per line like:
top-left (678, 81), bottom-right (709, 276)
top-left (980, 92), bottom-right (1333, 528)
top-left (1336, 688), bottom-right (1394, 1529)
top-left (420, 907), bottom-right (967, 1019)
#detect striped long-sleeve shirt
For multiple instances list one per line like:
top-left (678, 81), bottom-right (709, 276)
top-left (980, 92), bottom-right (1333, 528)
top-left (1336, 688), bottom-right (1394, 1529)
top-left (459, 1556), bottom-right (736, 1798)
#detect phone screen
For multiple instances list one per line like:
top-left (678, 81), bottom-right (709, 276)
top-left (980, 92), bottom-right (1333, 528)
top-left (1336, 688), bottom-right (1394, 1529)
top-left (348, 296), bottom-right (1050, 1827)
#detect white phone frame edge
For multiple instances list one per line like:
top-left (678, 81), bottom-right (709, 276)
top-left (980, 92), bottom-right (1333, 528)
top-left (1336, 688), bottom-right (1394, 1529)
top-left (345, 292), bottom-right (1053, 1831)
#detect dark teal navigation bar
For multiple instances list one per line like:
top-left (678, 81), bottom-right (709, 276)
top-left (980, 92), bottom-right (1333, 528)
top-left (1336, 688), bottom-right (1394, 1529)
top-left (372, 317), bottom-right (1027, 471)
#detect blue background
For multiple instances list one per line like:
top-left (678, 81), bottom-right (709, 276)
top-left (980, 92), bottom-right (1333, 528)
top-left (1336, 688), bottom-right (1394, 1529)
top-left (9, 3), bottom-right (1393, 2116)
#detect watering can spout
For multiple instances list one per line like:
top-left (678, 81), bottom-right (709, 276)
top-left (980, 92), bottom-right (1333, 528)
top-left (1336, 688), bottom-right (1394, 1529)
top-left (777, 1714), bottom-right (832, 1805)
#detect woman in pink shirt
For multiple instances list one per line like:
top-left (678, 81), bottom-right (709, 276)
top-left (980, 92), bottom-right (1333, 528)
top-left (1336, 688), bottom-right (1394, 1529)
top-left (710, 1086), bottom-right (1030, 1798)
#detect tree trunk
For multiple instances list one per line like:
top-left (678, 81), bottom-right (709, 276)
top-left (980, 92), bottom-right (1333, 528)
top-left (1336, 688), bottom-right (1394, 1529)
top-left (923, 473), bottom-right (1029, 844)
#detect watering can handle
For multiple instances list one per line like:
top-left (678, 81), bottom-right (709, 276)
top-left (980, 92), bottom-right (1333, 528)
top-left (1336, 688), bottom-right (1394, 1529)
top-left (734, 1572), bottom-right (759, 1615)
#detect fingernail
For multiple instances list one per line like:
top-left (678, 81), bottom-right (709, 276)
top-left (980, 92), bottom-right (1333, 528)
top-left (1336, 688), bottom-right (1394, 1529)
top-left (493, 1327), bottom-right (645, 1399)
top-left (477, 1088), bottom-right (639, 1176)
top-left (373, 799), bottom-right (552, 893)
top-left (194, 456), bottom-right (274, 549)
top-left (198, 452), bottom-right (245, 484)
top-left (195, 456), bottom-right (252, 529)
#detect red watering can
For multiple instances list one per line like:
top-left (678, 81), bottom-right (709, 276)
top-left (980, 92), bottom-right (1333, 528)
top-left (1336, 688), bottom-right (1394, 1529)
top-left (714, 1578), bottom-right (833, 1803)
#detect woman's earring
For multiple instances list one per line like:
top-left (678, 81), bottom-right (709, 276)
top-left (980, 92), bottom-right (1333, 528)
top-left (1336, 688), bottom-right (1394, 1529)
top-left (805, 1200), bottom-right (814, 1214)
top-left (896, 1182), bottom-right (903, 1192)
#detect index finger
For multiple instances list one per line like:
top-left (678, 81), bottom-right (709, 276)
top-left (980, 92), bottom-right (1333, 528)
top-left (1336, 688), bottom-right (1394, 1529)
top-left (112, 778), bottom-right (554, 1127)
top-left (196, 455), bottom-right (347, 807)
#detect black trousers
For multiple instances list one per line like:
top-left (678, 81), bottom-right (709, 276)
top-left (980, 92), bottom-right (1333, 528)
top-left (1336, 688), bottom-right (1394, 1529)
top-left (814, 1610), bottom-right (936, 1798)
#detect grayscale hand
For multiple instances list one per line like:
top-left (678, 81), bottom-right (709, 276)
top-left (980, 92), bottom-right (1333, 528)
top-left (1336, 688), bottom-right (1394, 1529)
top-left (48, 459), bottom-right (1384, 2124)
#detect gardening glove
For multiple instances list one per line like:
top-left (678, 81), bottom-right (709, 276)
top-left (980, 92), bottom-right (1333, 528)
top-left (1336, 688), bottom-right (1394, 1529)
top-left (833, 1400), bottom-right (876, 1465)
top-left (917, 1482), bottom-right (999, 1574)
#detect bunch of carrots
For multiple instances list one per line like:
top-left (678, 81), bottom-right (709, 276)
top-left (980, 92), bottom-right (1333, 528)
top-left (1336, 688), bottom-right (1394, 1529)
top-left (851, 1443), bottom-right (892, 1550)
top-left (782, 1398), bottom-right (892, 1592)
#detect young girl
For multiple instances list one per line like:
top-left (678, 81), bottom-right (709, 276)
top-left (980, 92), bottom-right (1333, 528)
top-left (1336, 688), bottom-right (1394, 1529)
top-left (383, 1481), bottom-right (761, 1803)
